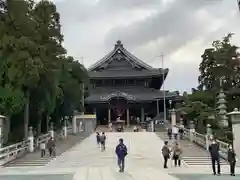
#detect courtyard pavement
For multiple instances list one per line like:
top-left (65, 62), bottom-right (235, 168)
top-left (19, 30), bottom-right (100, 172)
top-left (0, 132), bottom-right (239, 179)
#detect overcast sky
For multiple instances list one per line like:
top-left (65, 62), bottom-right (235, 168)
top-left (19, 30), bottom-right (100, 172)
top-left (51, 0), bottom-right (240, 93)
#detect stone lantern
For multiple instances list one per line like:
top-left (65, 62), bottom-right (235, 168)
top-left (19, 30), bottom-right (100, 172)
top-left (227, 108), bottom-right (240, 159)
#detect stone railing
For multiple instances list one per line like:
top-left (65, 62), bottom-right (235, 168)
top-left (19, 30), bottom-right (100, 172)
top-left (176, 125), bottom-right (229, 160)
top-left (0, 139), bottom-right (29, 166)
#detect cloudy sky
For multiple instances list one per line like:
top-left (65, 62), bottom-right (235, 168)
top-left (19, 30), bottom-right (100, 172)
top-left (51, 0), bottom-right (240, 92)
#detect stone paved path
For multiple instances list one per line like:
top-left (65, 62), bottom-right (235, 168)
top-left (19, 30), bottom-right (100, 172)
top-left (155, 131), bottom-right (228, 167)
top-left (0, 132), bottom-right (239, 180)
top-left (4, 132), bottom-right (89, 168)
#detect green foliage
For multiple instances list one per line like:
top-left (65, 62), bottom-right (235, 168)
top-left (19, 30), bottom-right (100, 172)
top-left (0, 0), bottom-right (89, 141)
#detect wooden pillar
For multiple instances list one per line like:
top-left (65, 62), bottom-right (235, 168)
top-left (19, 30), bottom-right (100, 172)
top-left (127, 108), bottom-right (130, 127)
top-left (141, 107), bottom-right (144, 123)
top-left (108, 108), bottom-right (111, 123)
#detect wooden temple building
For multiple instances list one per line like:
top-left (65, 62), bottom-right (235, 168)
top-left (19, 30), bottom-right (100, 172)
top-left (85, 40), bottom-right (181, 126)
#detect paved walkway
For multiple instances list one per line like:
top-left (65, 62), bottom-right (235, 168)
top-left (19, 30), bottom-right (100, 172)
top-left (4, 132), bottom-right (89, 168)
top-left (0, 132), bottom-right (239, 180)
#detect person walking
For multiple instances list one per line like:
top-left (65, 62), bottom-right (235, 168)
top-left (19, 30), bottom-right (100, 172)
top-left (96, 132), bottom-right (100, 146)
top-left (172, 142), bottom-right (182, 167)
top-left (100, 132), bottom-right (106, 151)
top-left (167, 127), bottom-right (172, 140)
top-left (115, 138), bottom-right (128, 172)
top-left (208, 139), bottom-right (221, 175)
top-left (47, 137), bottom-right (54, 157)
top-left (40, 141), bottom-right (46, 157)
top-left (227, 144), bottom-right (237, 176)
top-left (162, 141), bottom-right (171, 168)
top-left (172, 125), bottom-right (178, 140)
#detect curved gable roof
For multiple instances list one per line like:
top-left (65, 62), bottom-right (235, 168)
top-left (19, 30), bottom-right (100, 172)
top-left (88, 40), bottom-right (153, 71)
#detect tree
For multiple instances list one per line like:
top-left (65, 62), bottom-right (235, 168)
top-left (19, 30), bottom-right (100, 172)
top-left (198, 33), bottom-right (240, 91)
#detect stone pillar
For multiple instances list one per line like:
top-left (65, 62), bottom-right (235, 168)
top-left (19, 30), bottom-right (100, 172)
top-left (227, 108), bottom-right (240, 159)
top-left (189, 121), bottom-right (195, 142)
top-left (170, 109), bottom-right (176, 126)
top-left (141, 108), bottom-right (144, 123)
top-left (127, 108), bottom-right (130, 127)
top-left (63, 119), bottom-right (67, 138)
top-left (108, 108), bottom-right (111, 123)
top-left (0, 116), bottom-right (3, 148)
top-left (28, 126), bottom-right (34, 152)
top-left (72, 112), bottom-right (77, 134)
top-left (49, 122), bottom-right (54, 138)
top-left (206, 124), bottom-right (212, 150)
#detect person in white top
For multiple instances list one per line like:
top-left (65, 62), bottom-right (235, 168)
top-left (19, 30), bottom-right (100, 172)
top-left (172, 125), bottom-right (178, 140)
top-left (40, 142), bottom-right (46, 157)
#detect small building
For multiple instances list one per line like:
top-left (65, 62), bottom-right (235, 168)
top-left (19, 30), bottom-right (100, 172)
top-left (85, 40), bottom-right (181, 126)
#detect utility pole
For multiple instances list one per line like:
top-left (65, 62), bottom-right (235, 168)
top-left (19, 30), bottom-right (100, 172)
top-left (161, 53), bottom-right (167, 123)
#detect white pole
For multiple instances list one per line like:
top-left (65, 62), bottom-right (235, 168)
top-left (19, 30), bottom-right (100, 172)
top-left (161, 53), bottom-right (166, 123)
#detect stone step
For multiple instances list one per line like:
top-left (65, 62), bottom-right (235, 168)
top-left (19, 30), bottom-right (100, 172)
top-left (4, 157), bottom-right (54, 167)
top-left (182, 156), bottom-right (228, 166)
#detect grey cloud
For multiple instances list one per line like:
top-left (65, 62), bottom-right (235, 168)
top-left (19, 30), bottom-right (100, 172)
top-left (104, 0), bottom-right (227, 54)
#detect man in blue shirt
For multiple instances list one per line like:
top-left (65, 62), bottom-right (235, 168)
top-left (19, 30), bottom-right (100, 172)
top-left (115, 138), bottom-right (128, 172)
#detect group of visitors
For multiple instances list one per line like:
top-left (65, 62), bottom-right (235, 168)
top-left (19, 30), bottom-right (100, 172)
top-left (161, 141), bottom-right (183, 169)
top-left (167, 125), bottom-right (184, 140)
top-left (40, 137), bottom-right (56, 158)
top-left (96, 132), bottom-right (128, 172)
top-left (96, 132), bottom-right (106, 151)
top-left (209, 138), bottom-right (237, 176)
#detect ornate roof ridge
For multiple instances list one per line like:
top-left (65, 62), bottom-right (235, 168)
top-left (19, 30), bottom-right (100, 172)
top-left (88, 40), bottom-right (153, 71)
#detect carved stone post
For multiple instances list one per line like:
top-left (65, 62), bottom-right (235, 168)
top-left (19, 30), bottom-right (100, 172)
top-left (206, 124), bottom-right (212, 150)
top-left (170, 109), bottom-right (176, 126)
top-left (189, 121), bottom-right (195, 142)
top-left (72, 111), bottom-right (77, 134)
top-left (28, 126), bottom-right (34, 152)
top-left (49, 122), bottom-right (54, 138)
top-left (63, 117), bottom-right (67, 138)
top-left (227, 108), bottom-right (240, 160)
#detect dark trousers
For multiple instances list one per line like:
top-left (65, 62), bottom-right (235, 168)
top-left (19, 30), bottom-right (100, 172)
top-left (174, 133), bottom-right (178, 140)
top-left (101, 142), bottom-right (105, 150)
top-left (163, 156), bottom-right (169, 168)
top-left (211, 158), bottom-right (221, 174)
top-left (41, 149), bottom-right (45, 157)
top-left (230, 161), bottom-right (236, 175)
top-left (173, 156), bottom-right (181, 167)
top-left (49, 148), bottom-right (53, 157)
top-left (118, 158), bottom-right (125, 171)
top-left (168, 133), bottom-right (172, 140)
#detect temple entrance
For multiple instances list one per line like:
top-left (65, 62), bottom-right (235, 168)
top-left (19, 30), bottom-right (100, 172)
top-left (109, 98), bottom-right (127, 123)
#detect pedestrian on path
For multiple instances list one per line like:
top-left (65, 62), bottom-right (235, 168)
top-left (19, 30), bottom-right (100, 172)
top-left (172, 125), bottom-right (178, 140)
top-left (115, 138), bottom-right (128, 172)
top-left (162, 141), bottom-right (171, 168)
top-left (100, 132), bottom-right (106, 151)
top-left (167, 127), bottom-right (172, 140)
top-left (40, 141), bottom-right (46, 157)
top-left (227, 144), bottom-right (237, 176)
top-left (172, 142), bottom-right (182, 167)
top-left (109, 122), bottom-right (113, 132)
top-left (47, 137), bottom-right (55, 157)
top-left (96, 132), bottom-right (100, 146)
top-left (209, 139), bottom-right (221, 175)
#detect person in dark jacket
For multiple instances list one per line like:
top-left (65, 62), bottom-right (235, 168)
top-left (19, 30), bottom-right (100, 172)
top-left (96, 132), bottom-right (100, 146)
top-left (162, 141), bottom-right (170, 168)
top-left (115, 138), bottom-right (128, 172)
top-left (100, 132), bottom-right (106, 151)
top-left (208, 139), bottom-right (221, 175)
top-left (227, 144), bottom-right (237, 176)
top-left (167, 127), bottom-right (172, 140)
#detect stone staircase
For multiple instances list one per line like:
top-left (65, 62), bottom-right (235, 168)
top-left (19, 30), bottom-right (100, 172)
top-left (3, 132), bottom-right (89, 168)
top-left (155, 129), bottom-right (228, 167)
